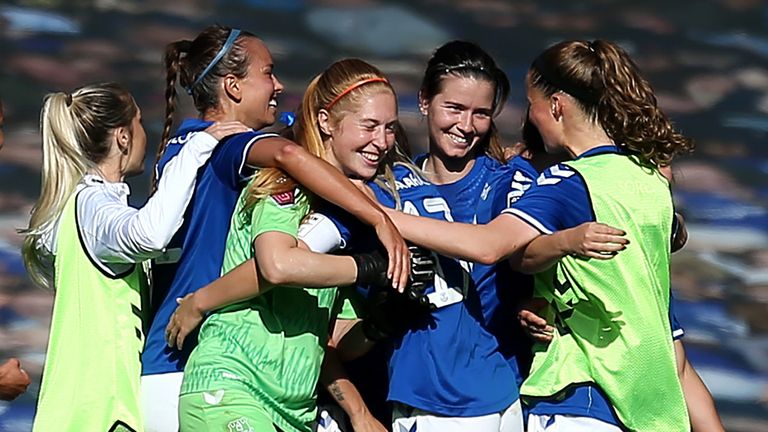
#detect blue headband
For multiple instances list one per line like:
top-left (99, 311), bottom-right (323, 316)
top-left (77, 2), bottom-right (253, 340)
top-left (186, 29), bottom-right (242, 95)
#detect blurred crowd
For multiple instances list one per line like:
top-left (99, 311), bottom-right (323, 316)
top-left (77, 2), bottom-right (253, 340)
top-left (0, 0), bottom-right (767, 430)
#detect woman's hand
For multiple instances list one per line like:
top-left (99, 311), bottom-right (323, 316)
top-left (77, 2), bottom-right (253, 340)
top-left (352, 180), bottom-right (410, 292)
top-left (561, 222), bottom-right (628, 259)
top-left (350, 411), bottom-right (388, 432)
top-left (372, 215), bottom-right (410, 292)
top-left (203, 121), bottom-right (251, 140)
top-left (518, 298), bottom-right (554, 343)
top-left (165, 293), bottom-right (204, 350)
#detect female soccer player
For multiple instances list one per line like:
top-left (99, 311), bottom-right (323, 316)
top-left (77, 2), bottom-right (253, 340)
top-left (21, 82), bottom-right (248, 431)
top-left (175, 58), bottom-right (414, 432)
top-left (381, 39), bottom-right (694, 431)
top-left (141, 25), bottom-right (409, 431)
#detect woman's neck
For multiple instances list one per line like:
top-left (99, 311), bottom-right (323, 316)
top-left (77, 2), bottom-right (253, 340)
top-left (423, 148), bottom-right (476, 185)
top-left (563, 122), bottom-right (615, 158)
top-left (95, 160), bottom-right (123, 183)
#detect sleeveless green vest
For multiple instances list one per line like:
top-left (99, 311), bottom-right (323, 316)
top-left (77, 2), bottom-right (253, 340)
top-left (520, 153), bottom-right (689, 431)
top-left (33, 190), bottom-right (146, 432)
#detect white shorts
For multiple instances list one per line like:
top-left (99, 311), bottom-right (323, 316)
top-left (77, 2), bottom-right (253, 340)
top-left (392, 399), bottom-right (523, 432)
top-left (141, 372), bottom-right (184, 432)
top-left (527, 413), bottom-right (623, 432)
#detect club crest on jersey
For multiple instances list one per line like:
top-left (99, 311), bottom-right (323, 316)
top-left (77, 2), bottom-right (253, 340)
top-left (271, 190), bottom-right (296, 207)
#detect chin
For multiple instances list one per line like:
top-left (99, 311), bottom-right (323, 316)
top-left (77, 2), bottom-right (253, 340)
top-left (124, 165), bottom-right (145, 178)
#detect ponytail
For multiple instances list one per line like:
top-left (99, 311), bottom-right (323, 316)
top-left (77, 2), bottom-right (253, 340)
top-left (591, 40), bottom-right (693, 166)
top-left (20, 83), bottom-right (136, 290)
top-left (152, 40), bottom-right (192, 193)
top-left (530, 39), bottom-right (693, 167)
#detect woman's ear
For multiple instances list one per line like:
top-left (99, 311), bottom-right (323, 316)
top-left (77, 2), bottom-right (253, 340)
top-left (317, 109), bottom-right (333, 136)
top-left (418, 91), bottom-right (429, 116)
top-left (222, 74), bottom-right (242, 102)
top-left (550, 94), bottom-right (563, 122)
top-left (114, 126), bottom-right (130, 155)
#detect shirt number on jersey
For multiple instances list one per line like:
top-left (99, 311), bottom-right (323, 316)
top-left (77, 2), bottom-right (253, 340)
top-left (402, 198), bottom-right (468, 309)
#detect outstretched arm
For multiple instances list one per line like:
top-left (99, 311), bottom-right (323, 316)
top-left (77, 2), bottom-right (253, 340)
top-left (385, 210), bottom-right (539, 265)
top-left (512, 222), bottom-right (628, 274)
top-left (247, 137), bottom-right (408, 289)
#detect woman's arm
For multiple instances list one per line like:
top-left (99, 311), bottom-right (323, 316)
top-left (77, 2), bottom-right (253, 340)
top-left (320, 346), bottom-right (387, 432)
top-left (675, 340), bottom-right (725, 432)
top-left (165, 234), bottom-right (387, 349)
top-left (247, 137), bottom-right (408, 289)
top-left (512, 222), bottom-right (628, 274)
top-left (86, 122), bottom-right (250, 264)
top-left (385, 210), bottom-right (539, 265)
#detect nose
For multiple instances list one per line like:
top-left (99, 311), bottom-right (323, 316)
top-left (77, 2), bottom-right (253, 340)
top-left (457, 111), bottom-right (473, 134)
top-left (273, 74), bottom-right (284, 94)
top-left (372, 127), bottom-right (389, 151)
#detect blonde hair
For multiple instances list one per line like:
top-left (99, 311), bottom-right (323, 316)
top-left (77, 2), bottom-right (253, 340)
top-left (243, 58), bottom-right (408, 211)
top-left (20, 83), bottom-right (137, 290)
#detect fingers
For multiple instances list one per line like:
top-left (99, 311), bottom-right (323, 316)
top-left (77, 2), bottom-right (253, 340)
top-left (176, 329), bottom-right (187, 351)
top-left (165, 316), bottom-right (178, 349)
top-left (518, 310), bottom-right (548, 328)
top-left (389, 240), bottom-right (410, 293)
top-left (205, 121), bottom-right (252, 140)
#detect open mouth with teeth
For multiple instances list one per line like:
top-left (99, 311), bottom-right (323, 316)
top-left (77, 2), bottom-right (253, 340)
top-left (268, 98), bottom-right (278, 109)
top-left (360, 150), bottom-right (382, 165)
top-left (446, 132), bottom-right (471, 146)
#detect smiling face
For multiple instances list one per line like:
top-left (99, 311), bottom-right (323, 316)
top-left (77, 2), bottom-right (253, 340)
top-left (236, 38), bottom-right (284, 129)
top-left (421, 75), bottom-right (495, 160)
top-left (324, 90), bottom-right (398, 180)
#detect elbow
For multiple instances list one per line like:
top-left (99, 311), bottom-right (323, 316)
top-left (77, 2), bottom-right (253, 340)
top-left (258, 255), bottom-right (293, 286)
top-left (273, 141), bottom-right (305, 169)
top-left (476, 247), bottom-right (503, 266)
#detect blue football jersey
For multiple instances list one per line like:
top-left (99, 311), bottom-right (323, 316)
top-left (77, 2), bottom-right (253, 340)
top-left (321, 162), bottom-right (518, 416)
top-left (417, 154), bottom-right (538, 391)
top-left (142, 119), bottom-right (276, 375)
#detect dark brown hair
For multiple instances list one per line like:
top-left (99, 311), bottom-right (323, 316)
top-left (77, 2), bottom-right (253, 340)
top-left (529, 39), bottom-right (693, 166)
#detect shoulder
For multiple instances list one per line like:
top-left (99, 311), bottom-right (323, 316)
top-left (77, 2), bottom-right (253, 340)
top-left (534, 163), bottom-right (582, 188)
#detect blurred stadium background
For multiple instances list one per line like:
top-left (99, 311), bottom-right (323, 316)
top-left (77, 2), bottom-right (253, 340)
top-left (0, 0), bottom-right (766, 430)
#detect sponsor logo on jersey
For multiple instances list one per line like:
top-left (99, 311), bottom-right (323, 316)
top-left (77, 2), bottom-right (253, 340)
top-left (395, 172), bottom-right (429, 191)
top-left (227, 417), bottom-right (254, 432)
top-left (271, 189), bottom-right (296, 206)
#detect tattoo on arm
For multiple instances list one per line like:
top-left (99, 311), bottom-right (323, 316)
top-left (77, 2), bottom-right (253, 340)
top-left (330, 382), bottom-right (345, 402)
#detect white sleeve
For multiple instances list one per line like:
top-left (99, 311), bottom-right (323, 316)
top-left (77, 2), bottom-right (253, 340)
top-left (79, 132), bottom-right (218, 265)
top-left (298, 213), bottom-right (345, 253)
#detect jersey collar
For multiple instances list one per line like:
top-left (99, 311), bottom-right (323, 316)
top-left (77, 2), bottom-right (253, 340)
top-left (175, 118), bottom-right (214, 137)
top-left (576, 144), bottom-right (621, 159)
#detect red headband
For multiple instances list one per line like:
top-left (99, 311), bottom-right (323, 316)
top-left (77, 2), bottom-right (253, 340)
top-left (325, 77), bottom-right (389, 110)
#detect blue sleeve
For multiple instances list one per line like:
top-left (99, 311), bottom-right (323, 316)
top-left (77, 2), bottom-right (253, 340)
top-left (491, 160), bottom-right (536, 216)
top-left (670, 292), bottom-right (684, 340)
top-left (317, 204), bottom-right (358, 249)
top-left (504, 164), bottom-right (593, 233)
top-left (209, 132), bottom-right (276, 188)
